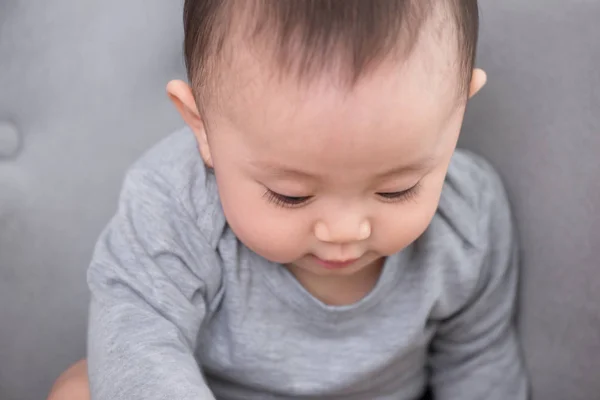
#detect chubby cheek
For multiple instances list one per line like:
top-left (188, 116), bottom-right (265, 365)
top-left (216, 177), bottom-right (309, 264)
top-left (374, 206), bottom-right (435, 255)
top-left (374, 176), bottom-right (445, 255)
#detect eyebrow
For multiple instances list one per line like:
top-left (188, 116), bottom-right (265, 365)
top-left (252, 162), bottom-right (317, 179)
top-left (374, 156), bottom-right (434, 179)
top-left (252, 156), bottom-right (434, 180)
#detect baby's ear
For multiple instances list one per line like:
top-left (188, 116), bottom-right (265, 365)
top-left (468, 68), bottom-right (487, 99)
top-left (166, 80), bottom-right (213, 167)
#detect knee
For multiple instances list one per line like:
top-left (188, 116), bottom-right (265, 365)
top-left (47, 359), bottom-right (90, 400)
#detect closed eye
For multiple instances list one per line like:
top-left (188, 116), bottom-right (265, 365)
top-left (377, 182), bottom-right (421, 203)
top-left (264, 190), bottom-right (313, 208)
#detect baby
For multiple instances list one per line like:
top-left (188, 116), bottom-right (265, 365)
top-left (49, 1), bottom-right (528, 399)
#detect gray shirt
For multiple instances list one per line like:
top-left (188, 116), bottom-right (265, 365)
top-left (87, 128), bottom-right (528, 400)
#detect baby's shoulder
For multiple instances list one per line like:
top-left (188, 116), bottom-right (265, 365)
top-left (131, 127), bottom-right (207, 191)
top-left (435, 148), bottom-right (512, 250)
top-left (121, 127), bottom-right (226, 247)
top-left (413, 149), bottom-right (515, 316)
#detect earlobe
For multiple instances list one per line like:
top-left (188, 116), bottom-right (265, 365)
top-left (166, 80), bottom-right (213, 167)
top-left (468, 68), bottom-right (487, 99)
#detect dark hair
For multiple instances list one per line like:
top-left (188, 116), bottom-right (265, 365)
top-left (183, 0), bottom-right (479, 107)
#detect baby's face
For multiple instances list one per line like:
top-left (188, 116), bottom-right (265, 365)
top-left (200, 46), bottom-right (470, 278)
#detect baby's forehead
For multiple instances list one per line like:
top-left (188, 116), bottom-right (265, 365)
top-left (210, 42), bottom-right (463, 181)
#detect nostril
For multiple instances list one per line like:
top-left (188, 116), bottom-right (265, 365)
top-left (0, 121), bottom-right (22, 159)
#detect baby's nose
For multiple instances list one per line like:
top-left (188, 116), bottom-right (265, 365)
top-left (314, 219), bottom-right (371, 244)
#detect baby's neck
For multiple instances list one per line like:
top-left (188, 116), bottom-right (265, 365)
top-left (287, 258), bottom-right (385, 307)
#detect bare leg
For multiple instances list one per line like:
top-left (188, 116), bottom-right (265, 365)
top-left (47, 360), bottom-right (90, 400)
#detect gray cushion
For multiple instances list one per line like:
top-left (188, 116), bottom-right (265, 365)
top-left (0, 1), bottom-right (598, 399)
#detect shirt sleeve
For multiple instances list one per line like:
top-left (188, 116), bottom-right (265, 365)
top-left (428, 164), bottom-right (529, 400)
top-left (87, 168), bottom-right (219, 400)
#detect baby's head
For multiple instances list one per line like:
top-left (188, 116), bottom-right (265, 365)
top-left (169, 0), bottom-right (485, 288)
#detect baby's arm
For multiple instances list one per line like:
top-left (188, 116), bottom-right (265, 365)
top-left (87, 168), bottom-right (218, 400)
top-left (428, 161), bottom-right (529, 399)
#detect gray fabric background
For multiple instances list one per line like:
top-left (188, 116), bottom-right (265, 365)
top-left (0, 1), bottom-right (598, 399)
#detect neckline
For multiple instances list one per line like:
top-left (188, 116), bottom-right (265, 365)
top-left (260, 247), bottom-right (412, 324)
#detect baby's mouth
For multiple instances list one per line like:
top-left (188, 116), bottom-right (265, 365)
top-left (311, 255), bottom-right (360, 270)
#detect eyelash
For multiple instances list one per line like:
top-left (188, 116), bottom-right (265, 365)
top-left (264, 182), bottom-right (421, 209)
top-left (263, 190), bottom-right (313, 208)
top-left (376, 182), bottom-right (422, 203)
